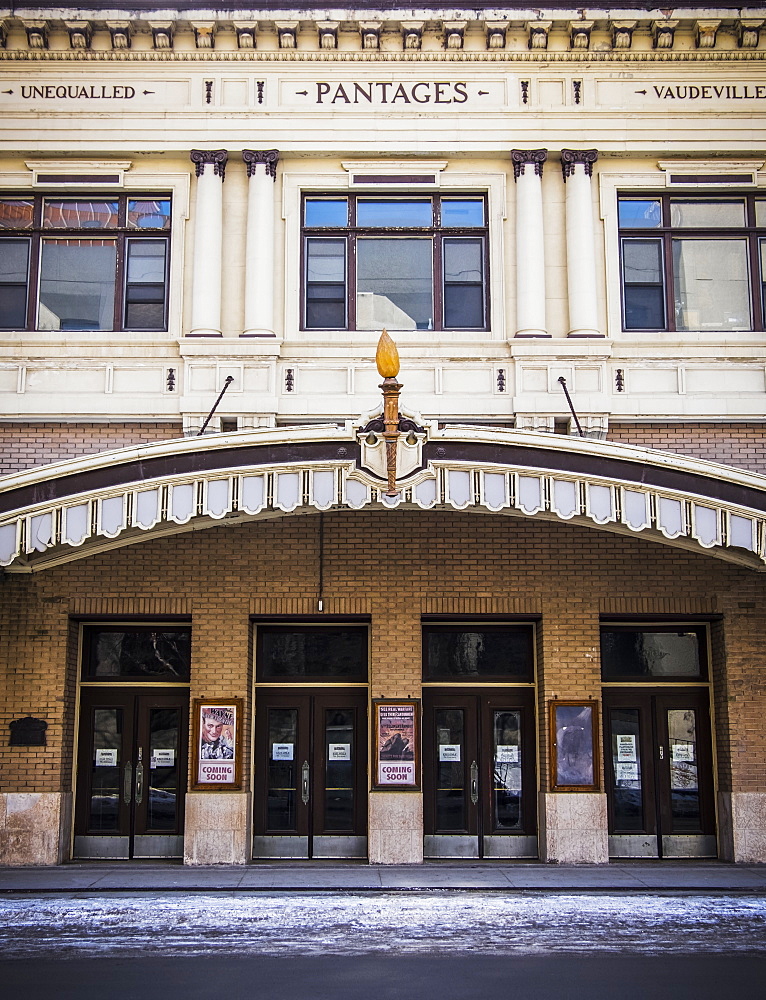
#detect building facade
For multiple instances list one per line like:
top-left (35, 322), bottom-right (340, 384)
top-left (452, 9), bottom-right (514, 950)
top-left (1, 2), bottom-right (765, 865)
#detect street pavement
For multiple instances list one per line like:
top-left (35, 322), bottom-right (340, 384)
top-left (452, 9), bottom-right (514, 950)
top-left (1, 862), bottom-right (764, 999)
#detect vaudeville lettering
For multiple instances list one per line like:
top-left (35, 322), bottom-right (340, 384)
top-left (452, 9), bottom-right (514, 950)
top-left (21, 85), bottom-right (135, 99)
top-left (315, 81), bottom-right (468, 104)
top-left (652, 84), bottom-right (766, 100)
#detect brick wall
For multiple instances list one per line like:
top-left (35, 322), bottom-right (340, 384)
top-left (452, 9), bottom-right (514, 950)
top-left (1, 510), bottom-right (764, 799)
top-left (607, 422), bottom-right (766, 475)
top-left (0, 422), bottom-right (183, 476)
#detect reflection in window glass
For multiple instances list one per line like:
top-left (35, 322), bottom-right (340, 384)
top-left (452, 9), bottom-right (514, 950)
top-left (442, 199), bottom-right (484, 227)
top-left (305, 238), bottom-right (346, 329)
top-left (424, 628), bottom-right (534, 680)
top-left (670, 199), bottom-right (745, 229)
top-left (357, 238), bottom-right (433, 330)
top-left (0, 239), bottom-right (30, 328)
top-left (435, 708), bottom-right (465, 832)
top-left (601, 630), bottom-right (703, 679)
top-left (493, 711), bottom-right (522, 830)
top-left (444, 238), bottom-right (484, 328)
top-left (148, 708), bottom-right (179, 831)
top-left (622, 238), bottom-right (665, 330)
top-left (357, 200), bottom-right (432, 228)
top-left (125, 239), bottom-right (167, 329)
top-left (258, 628), bottom-right (367, 680)
top-left (667, 708), bottom-right (702, 832)
top-left (128, 199), bottom-right (171, 230)
top-left (43, 200), bottom-right (119, 229)
top-left (325, 708), bottom-right (354, 831)
top-left (89, 708), bottom-right (121, 832)
top-left (85, 629), bottom-right (191, 680)
top-left (618, 199), bottom-right (662, 228)
top-left (304, 198), bottom-right (348, 227)
top-left (673, 238), bottom-right (751, 331)
top-left (267, 708), bottom-right (298, 830)
top-left (38, 238), bottom-right (117, 330)
top-left (609, 709), bottom-right (643, 831)
top-left (756, 201), bottom-right (766, 228)
top-left (0, 200), bottom-right (34, 229)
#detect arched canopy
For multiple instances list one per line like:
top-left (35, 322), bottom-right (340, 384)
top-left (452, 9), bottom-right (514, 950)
top-left (2, 424), bottom-right (766, 572)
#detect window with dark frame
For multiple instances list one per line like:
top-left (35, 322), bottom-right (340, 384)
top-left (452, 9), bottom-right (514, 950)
top-left (600, 625), bottom-right (707, 681)
top-left (81, 625), bottom-right (191, 681)
top-left (422, 624), bottom-right (535, 681)
top-left (618, 193), bottom-right (766, 333)
top-left (302, 194), bottom-right (489, 332)
top-left (0, 195), bottom-right (171, 332)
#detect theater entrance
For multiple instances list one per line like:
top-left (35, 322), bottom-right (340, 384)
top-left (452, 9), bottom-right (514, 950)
top-left (601, 623), bottom-right (717, 858)
top-left (422, 623), bottom-right (538, 859)
top-left (74, 687), bottom-right (189, 859)
top-left (253, 624), bottom-right (369, 859)
top-left (73, 624), bottom-right (191, 860)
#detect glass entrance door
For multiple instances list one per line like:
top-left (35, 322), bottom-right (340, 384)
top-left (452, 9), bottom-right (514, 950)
top-left (423, 690), bottom-right (537, 858)
top-left (604, 689), bottom-right (716, 857)
top-left (253, 691), bottom-right (368, 858)
top-left (74, 688), bottom-right (188, 859)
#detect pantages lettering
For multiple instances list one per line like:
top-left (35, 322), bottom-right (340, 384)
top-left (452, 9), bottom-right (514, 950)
top-left (20, 84), bottom-right (135, 99)
top-left (652, 83), bottom-right (766, 100)
top-left (315, 81), bottom-right (468, 104)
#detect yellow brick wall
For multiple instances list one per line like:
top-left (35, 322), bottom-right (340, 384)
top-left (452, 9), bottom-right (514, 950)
top-left (1, 509), bottom-right (765, 798)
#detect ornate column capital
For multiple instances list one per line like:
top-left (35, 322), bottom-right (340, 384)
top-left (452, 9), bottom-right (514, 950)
top-left (511, 149), bottom-right (548, 181)
top-left (242, 149), bottom-right (280, 180)
top-left (560, 149), bottom-right (599, 181)
top-left (190, 149), bottom-right (228, 181)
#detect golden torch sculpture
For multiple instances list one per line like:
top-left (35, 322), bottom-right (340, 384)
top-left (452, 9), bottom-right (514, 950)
top-left (375, 329), bottom-right (402, 497)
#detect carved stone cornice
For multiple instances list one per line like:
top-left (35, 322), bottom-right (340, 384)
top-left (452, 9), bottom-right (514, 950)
top-left (242, 149), bottom-right (280, 180)
top-left (560, 149), bottom-right (599, 181)
top-left (190, 149), bottom-right (228, 180)
top-left (511, 149), bottom-right (547, 181)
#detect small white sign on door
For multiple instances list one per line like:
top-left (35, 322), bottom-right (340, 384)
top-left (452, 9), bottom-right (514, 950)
top-left (151, 748), bottom-right (175, 769)
top-left (95, 748), bottom-right (117, 767)
top-left (615, 762), bottom-right (639, 782)
top-left (495, 745), bottom-right (519, 764)
top-left (672, 743), bottom-right (694, 763)
top-left (272, 743), bottom-right (294, 761)
top-left (439, 744), bottom-right (461, 762)
top-left (329, 743), bottom-right (351, 761)
top-left (616, 735), bottom-right (637, 762)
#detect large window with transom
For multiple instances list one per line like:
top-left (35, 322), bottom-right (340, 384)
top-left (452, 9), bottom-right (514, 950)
top-left (618, 193), bottom-right (766, 333)
top-left (0, 194), bottom-right (171, 332)
top-left (302, 193), bottom-right (489, 332)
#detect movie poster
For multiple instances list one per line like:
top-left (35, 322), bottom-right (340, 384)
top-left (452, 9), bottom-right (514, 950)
top-left (375, 701), bottom-right (419, 788)
top-left (193, 700), bottom-right (241, 788)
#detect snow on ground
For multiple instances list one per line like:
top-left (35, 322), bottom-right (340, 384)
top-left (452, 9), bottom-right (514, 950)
top-left (1, 892), bottom-right (765, 958)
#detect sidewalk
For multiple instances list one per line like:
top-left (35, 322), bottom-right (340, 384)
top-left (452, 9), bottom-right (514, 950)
top-left (1, 860), bottom-right (765, 893)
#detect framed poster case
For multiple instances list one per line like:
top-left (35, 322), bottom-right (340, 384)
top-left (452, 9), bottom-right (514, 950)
top-left (549, 700), bottom-right (600, 792)
top-left (373, 699), bottom-right (420, 791)
top-left (191, 698), bottom-right (243, 790)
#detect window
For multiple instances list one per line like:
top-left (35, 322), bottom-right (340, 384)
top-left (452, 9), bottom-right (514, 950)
top-left (302, 194), bottom-right (488, 331)
top-left (618, 194), bottom-right (766, 332)
top-left (0, 195), bottom-right (170, 331)
top-left (422, 624), bottom-right (534, 681)
top-left (600, 625), bottom-right (707, 681)
top-left (82, 626), bottom-right (191, 681)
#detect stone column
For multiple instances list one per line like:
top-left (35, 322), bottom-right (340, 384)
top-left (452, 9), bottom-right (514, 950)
top-left (561, 149), bottom-right (601, 338)
top-left (242, 149), bottom-right (280, 337)
top-left (511, 149), bottom-right (548, 338)
top-left (188, 149), bottom-right (228, 337)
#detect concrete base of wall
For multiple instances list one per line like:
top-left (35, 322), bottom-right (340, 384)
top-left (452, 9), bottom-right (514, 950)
top-left (717, 791), bottom-right (766, 862)
top-left (183, 792), bottom-right (252, 865)
top-left (0, 791), bottom-right (72, 865)
top-left (539, 792), bottom-right (609, 864)
top-left (368, 792), bottom-right (424, 864)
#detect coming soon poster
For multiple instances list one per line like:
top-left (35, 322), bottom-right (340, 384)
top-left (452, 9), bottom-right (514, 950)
top-left (375, 701), bottom-right (418, 788)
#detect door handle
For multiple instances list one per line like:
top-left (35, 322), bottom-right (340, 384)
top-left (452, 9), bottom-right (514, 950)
top-left (123, 761), bottom-right (133, 804)
top-left (301, 760), bottom-right (310, 805)
top-left (135, 762), bottom-right (144, 805)
top-left (470, 760), bottom-right (479, 805)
